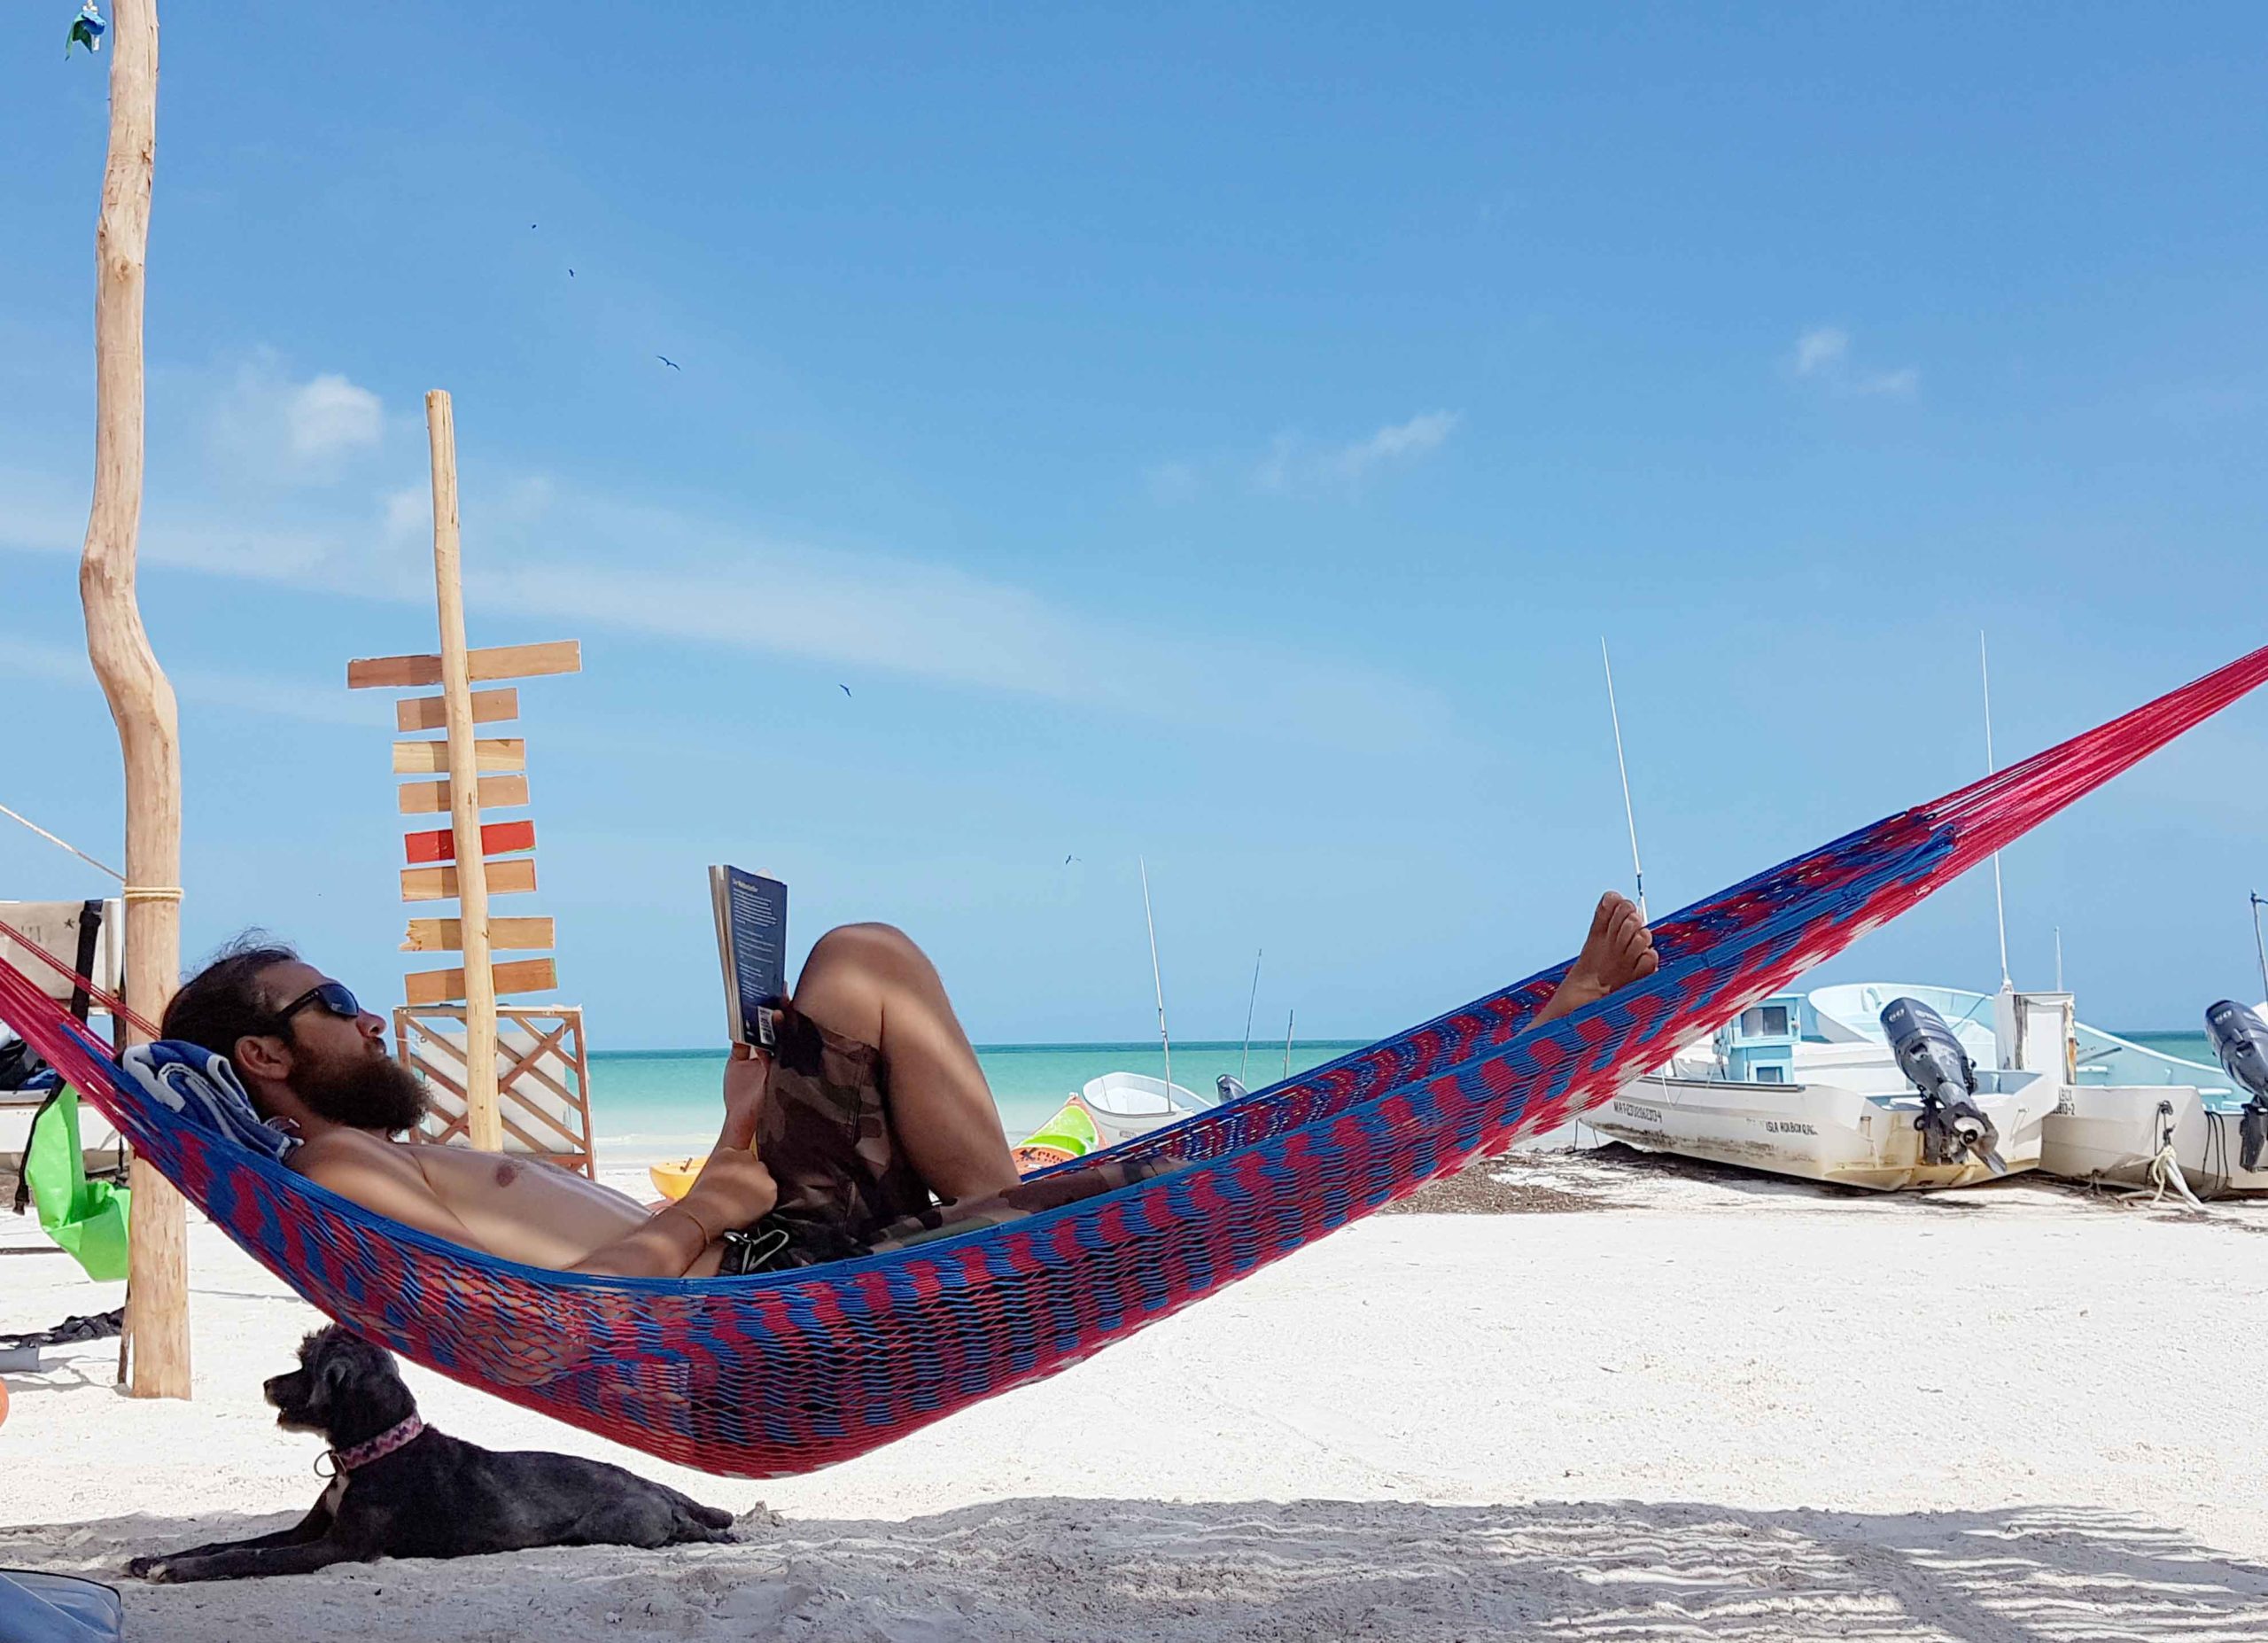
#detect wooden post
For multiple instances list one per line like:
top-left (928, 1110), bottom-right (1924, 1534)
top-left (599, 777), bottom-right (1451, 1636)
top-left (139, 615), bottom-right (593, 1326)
top-left (79, 0), bottom-right (190, 1401)
top-left (424, 391), bottom-right (501, 1149)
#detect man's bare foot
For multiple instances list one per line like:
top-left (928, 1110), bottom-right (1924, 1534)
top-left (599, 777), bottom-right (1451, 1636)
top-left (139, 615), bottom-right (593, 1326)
top-left (1533, 892), bottom-right (1660, 1027)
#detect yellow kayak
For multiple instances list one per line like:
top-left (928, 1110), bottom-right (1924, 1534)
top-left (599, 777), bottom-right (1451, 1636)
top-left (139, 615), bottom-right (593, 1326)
top-left (647, 1156), bottom-right (705, 1202)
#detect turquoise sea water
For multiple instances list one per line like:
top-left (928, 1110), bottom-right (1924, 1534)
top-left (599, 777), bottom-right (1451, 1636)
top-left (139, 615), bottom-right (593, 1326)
top-left (2114, 1029), bottom-right (2217, 1069)
top-left (588, 1039), bottom-right (1366, 1163)
top-left (590, 1028), bottom-right (2234, 1164)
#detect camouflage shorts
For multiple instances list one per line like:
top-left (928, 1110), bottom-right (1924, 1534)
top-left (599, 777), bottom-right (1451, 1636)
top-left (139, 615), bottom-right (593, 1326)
top-left (724, 1008), bottom-right (1177, 1273)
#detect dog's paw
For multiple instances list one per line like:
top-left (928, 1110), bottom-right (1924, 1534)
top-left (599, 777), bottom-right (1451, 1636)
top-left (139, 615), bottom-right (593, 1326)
top-left (124, 1556), bottom-right (174, 1583)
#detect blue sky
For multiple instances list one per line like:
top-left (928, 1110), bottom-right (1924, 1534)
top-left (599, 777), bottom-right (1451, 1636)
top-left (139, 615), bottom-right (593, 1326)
top-left (4, 4), bottom-right (2264, 1047)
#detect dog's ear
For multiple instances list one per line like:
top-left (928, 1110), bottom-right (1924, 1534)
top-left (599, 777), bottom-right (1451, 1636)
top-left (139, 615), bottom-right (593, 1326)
top-left (297, 1330), bottom-right (360, 1422)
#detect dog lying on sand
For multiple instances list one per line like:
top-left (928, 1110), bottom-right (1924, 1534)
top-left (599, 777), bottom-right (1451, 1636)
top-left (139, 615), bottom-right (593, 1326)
top-left (127, 1326), bottom-right (737, 1582)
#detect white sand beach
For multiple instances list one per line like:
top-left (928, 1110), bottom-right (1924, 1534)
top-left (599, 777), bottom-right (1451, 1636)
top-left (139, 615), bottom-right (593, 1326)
top-left (4, 1150), bottom-right (2266, 1641)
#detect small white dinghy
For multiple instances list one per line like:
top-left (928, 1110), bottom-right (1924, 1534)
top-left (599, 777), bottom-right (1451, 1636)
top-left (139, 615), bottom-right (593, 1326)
top-left (1012, 1071), bottom-right (1224, 1172)
top-left (1593, 993), bottom-right (2057, 1191)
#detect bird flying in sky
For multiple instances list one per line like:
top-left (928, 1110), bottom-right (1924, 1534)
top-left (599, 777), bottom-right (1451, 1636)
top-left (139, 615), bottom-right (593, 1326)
top-left (657, 355), bottom-right (680, 370)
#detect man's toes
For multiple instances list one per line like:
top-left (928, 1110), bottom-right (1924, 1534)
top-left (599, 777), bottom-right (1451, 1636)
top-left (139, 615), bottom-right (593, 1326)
top-left (1588, 892), bottom-right (1617, 938)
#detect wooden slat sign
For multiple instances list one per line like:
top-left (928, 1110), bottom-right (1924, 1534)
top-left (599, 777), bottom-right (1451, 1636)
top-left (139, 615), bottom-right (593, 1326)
top-left (402, 859), bottom-right (538, 902)
top-left (396, 688), bottom-right (517, 733)
top-left (348, 641), bottom-right (581, 691)
top-left (403, 819), bottom-right (535, 865)
top-left (397, 775), bottom-right (530, 814)
top-left (401, 916), bottom-right (555, 954)
top-left (402, 958), bottom-right (557, 1007)
top-left (392, 738), bottom-right (525, 775)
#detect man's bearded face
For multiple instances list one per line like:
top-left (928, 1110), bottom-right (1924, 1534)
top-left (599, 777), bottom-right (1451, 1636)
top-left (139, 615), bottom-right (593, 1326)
top-left (291, 1037), bottom-right (431, 1134)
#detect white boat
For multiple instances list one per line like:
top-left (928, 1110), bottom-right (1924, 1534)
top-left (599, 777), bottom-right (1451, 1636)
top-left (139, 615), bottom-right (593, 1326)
top-left (2039, 998), bottom-right (2268, 1197)
top-left (1818, 983), bottom-right (2268, 1197)
top-left (1598, 1065), bottom-right (2054, 1191)
top-left (1593, 984), bottom-right (2065, 1190)
top-left (1598, 978), bottom-right (2268, 1196)
top-left (1011, 1071), bottom-right (1223, 1172)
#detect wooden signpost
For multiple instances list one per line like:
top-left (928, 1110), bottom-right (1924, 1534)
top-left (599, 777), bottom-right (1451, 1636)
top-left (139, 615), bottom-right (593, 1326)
top-left (347, 392), bottom-right (594, 1172)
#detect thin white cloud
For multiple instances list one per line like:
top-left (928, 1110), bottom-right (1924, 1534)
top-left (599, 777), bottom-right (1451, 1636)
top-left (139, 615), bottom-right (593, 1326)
top-left (209, 354), bottom-right (387, 483)
top-left (382, 485), bottom-right (428, 543)
top-left (0, 636), bottom-right (386, 728)
top-left (1792, 327), bottom-right (1849, 378)
top-left (0, 468), bottom-right (1449, 751)
top-left (1253, 410), bottom-right (1461, 494)
top-left (1852, 366), bottom-right (1920, 399)
top-left (286, 374), bottom-right (384, 462)
top-left (1788, 326), bottom-right (1918, 399)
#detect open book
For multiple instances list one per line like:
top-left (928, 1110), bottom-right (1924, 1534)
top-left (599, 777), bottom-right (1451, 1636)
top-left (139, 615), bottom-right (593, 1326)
top-left (709, 865), bottom-right (787, 1049)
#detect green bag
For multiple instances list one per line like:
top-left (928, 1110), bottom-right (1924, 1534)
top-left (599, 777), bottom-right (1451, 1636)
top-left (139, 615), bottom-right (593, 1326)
top-left (21, 1085), bottom-right (130, 1283)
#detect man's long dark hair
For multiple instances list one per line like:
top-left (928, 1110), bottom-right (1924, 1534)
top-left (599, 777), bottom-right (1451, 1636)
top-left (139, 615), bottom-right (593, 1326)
top-left (160, 934), bottom-right (297, 1060)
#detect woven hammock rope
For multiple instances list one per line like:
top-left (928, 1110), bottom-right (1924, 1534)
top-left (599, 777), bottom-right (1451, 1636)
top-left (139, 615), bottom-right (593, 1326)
top-left (4, 643), bottom-right (2264, 1478)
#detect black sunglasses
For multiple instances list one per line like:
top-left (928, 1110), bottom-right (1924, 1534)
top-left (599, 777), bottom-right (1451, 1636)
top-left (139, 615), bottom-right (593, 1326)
top-left (268, 981), bottom-right (363, 1032)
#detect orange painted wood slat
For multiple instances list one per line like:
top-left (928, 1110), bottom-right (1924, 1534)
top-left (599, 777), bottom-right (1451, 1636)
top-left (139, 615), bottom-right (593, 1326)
top-left (402, 818), bottom-right (536, 865)
top-left (395, 688), bottom-right (518, 732)
top-left (401, 858), bottom-right (539, 901)
top-left (401, 957), bottom-right (557, 1007)
top-left (396, 774), bottom-right (529, 814)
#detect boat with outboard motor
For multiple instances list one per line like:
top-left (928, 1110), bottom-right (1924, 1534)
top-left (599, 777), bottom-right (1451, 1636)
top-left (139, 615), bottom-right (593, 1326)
top-left (1594, 992), bottom-right (2056, 1190)
top-left (2041, 1000), bottom-right (2268, 1197)
top-left (1588, 977), bottom-right (2268, 1195)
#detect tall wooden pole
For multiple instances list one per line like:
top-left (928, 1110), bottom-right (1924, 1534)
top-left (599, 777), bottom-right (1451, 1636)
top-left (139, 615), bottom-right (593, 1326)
top-left (425, 391), bottom-right (501, 1149)
top-left (79, 0), bottom-right (190, 1400)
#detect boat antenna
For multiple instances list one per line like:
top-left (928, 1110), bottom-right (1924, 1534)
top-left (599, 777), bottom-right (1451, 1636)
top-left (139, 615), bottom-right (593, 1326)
top-left (1980, 631), bottom-right (2012, 988)
top-left (1239, 947), bottom-right (1263, 1081)
top-left (2250, 892), bottom-right (2268, 1004)
top-left (2054, 925), bottom-right (2063, 993)
top-left (1138, 856), bottom-right (1172, 1094)
top-left (1284, 1006), bottom-right (1296, 1078)
top-left (1601, 638), bottom-right (1647, 921)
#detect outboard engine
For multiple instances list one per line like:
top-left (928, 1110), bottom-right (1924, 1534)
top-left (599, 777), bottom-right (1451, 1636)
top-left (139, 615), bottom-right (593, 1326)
top-left (1879, 995), bottom-right (2007, 1174)
top-left (1216, 1074), bottom-right (1249, 1105)
top-left (2203, 1001), bottom-right (2268, 1173)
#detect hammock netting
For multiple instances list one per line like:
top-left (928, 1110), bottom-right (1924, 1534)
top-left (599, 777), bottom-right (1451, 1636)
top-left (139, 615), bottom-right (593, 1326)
top-left (3, 644), bottom-right (2264, 1477)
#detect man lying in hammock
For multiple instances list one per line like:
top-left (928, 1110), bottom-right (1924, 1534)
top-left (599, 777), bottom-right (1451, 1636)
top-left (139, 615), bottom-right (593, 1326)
top-left (156, 896), bottom-right (1658, 1280)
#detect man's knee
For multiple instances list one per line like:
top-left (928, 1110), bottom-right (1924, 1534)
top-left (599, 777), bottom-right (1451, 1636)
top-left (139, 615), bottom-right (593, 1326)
top-left (807, 922), bottom-right (925, 976)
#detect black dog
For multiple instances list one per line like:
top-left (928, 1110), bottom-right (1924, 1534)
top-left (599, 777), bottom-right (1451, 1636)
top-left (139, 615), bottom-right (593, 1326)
top-left (127, 1326), bottom-right (736, 1582)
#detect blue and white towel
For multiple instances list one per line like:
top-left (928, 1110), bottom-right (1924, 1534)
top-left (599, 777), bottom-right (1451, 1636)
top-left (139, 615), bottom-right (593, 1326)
top-left (119, 1041), bottom-right (300, 1165)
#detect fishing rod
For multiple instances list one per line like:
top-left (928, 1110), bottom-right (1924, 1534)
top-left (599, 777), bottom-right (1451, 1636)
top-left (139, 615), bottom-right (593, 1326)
top-left (1239, 948), bottom-right (1262, 1082)
top-left (1981, 632), bottom-right (2012, 989)
top-left (1600, 638), bottom-right (1647, 922)
top-left (2250, 892), bottom-right (2267, 1004)
top-left (1138, 856), bottom-right (1172, 1095)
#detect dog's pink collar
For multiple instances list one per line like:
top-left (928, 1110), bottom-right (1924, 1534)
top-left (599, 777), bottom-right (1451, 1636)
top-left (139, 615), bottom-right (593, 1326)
top-left (330, 1414), bottom-right (423, 1472)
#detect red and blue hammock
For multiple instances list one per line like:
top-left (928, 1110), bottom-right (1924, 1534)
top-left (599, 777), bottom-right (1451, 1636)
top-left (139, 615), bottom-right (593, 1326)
top-left (3, 644), bottom-right (2264, 1477)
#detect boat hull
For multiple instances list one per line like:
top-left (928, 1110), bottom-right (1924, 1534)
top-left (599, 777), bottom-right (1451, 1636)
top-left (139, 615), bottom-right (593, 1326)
top-left (2039, 1086), bottom-right (2268, 1196)
top-left (1593, 1072), bottom-right (2051, 1191)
